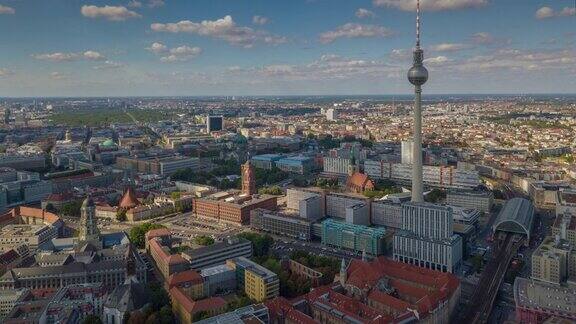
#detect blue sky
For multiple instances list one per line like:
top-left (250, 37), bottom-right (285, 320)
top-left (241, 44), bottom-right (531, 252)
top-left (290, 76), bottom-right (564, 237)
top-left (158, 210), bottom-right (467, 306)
top-left (0, 0), bottom-right (574, 97)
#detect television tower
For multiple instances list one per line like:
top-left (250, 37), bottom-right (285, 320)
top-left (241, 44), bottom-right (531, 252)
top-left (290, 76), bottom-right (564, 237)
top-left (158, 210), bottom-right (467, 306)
top-left (408, 0), bottom-right (428, 203)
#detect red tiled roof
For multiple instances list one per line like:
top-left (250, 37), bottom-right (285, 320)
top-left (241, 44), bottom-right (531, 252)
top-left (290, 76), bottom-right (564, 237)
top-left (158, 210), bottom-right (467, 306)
top-left (368, 290), bottom-right (410, 313)
top-left (119, 187), bottom-right (140, 209)
top-left (146, 228), bottom-right (171, 240)
top-left (168, 270), bottom-right (203, 287)
top-left (170, 287), bottom-right (226, 314)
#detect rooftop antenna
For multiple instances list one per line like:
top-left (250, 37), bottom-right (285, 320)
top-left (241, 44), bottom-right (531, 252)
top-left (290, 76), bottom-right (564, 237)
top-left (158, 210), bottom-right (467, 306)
top-left (416, 0), bottom-right (421, 48)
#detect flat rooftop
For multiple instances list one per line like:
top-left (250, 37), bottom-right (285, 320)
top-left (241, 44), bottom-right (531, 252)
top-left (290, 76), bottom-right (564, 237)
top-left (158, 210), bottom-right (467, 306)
top-left (514, 277), bottom-right (576, 316)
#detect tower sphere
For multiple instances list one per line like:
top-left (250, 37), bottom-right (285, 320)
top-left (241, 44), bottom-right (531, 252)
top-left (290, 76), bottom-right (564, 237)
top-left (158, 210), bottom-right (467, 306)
top-left (408, 65), bottom-right (428, 86)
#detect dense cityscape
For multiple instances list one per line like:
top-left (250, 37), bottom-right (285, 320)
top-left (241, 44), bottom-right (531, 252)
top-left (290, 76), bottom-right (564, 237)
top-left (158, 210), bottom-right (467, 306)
top-left (0, 1), bottom-right (575, 324)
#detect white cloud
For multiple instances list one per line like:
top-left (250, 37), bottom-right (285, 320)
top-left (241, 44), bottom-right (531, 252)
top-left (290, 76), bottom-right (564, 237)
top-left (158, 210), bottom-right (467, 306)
top-left (536, 6), bottom-right (575, 19)
top-left (430, 43), bottom-right (472, 52)
top-left (50, 72), bottom-right (67, 80)
top-left (424, 55), bottom-right (451, 64)
top-left (32, 52), bottom-right (80, 62)
top-left (83, 50), bottom-right (106, 61)
top-left (559, 7), bottom-right (576, 17)
top-left (0, 68), bottom-right (14, 77)
top-left (471, 32), bottom-right (493, 44)
top-left (93, 61), bottom-right (125, 70)
top-left (148, 0), bottom-right (165, 8)
top-left (252, 15), bottom-right (269, 25)
top-left (373, 0), bottom-right (488, 11)
top-left (146, 42), bottom-right (168, 54)
top-left (147, 43), bottom-right (202, 62)
top-left (81, 5), bottom-right (141, 21)
top-left (319, 23), bottom-right (393, 43)
top-left (355, 8), bottom-right (375, 18)
top-left (33, 51), bottom-right (106, 62)
top-left (535, 6), bottom-right (554, 19)
top-left (151, 15), bottom-right (286, 48)
top-left (127, 0), bottom-right (142, 8)
top-left (0, 5), bottom-right (15, 14)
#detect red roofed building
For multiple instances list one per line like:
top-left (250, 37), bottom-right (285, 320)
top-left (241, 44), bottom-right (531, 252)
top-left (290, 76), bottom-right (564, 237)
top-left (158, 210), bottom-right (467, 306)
top-left (347, 172), bottom-right (375, 193)
top-left (168, 269), bottom-right (204, 300)
top-left (118, 186), bottom-right (140, 209)
top-left (147, 233), bottom-right (190, 280)
top-left (170, 287), bottom-right (227, 324)
top-left (266, 257), bottom-right (460, 324)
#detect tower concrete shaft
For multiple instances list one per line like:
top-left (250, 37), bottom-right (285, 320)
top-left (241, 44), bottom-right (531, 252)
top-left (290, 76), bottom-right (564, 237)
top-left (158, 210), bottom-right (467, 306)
top-left (407, 0), bottom-right (428, 203)
top-left (412, 86), bottom-right (424, 202)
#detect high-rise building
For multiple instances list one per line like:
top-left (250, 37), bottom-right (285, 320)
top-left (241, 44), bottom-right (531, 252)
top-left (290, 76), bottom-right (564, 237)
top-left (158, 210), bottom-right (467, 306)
top-left (241, 161), bottom-right (256, 196)
top-left (326, 108), bottom-right (337, 121)
top-left (407, 0), bottom-right (428, 203)
top-left (206, 115), bottom-right (224, 133)
top-left (393, 202), bottom-right (463, 273)
top-left (401, 140), bottom-right (414, 164)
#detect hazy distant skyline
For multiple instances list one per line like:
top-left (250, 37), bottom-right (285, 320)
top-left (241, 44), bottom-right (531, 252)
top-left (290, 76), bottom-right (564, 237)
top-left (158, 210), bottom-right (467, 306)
top-left (0, 0), bottom-right (574, 97)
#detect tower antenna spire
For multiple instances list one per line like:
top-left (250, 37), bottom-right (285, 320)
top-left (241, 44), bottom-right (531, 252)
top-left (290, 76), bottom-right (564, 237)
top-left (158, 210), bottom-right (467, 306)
top-left (416, 0), bottom-right (421, 47)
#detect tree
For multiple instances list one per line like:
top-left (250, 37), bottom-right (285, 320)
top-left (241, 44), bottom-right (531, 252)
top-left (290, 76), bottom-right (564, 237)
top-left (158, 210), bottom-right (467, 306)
top-left (171, 191), bottom-right (182, 200)
top-left (45, 203), bottom-right (56, 213)
top-left (258, 185), bottom-right (283, 195)
top-left (61, 200), bottom-right (83, 217)
top-left (192, 311), bottom-right (211, 322)
top-left (128, 223), bottom-right (166, 249)
top-left (194, 235), bottom-right (215, 246)
top-left (148, 282), bottom-right (170, 312)
top-left (116, 209), bottom-right (127, 222)
top-left (81, 315), bottom-right (102, 324)
top-left (425, 188), bottom-right (446, 203)
top-left (237, 233), bottom-right (274, 258)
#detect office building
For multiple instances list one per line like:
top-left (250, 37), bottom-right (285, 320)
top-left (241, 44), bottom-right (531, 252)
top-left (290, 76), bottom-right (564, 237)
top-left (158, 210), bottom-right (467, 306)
top-left (250, 154), bottom-right (283, 170)
top-left (326, 108), bottom-right (337, 121)
top-left (0, 224), bottom-right (58, 250)
top-left (182, 237), bottom-right (253, 270)
top-left (200, 264), bottom-right (237, 297)
top-left (394, 202), bottom-right (463, 273)
top-left (552, 214), bottom-right (576, 246)
top-left (250, 209), bottom-right (312, 241)
top-left (193, 191), bottom-right (277, 225)
top-left (345, 202), bottom-right (370, 226)
top-left (325, 192), bottom-right (369, 220)
top-left (275, 156), bottom-right (315, 174)
top-left (446, 190), bottom-right (494, 213)
top-left (0, 289), bottom-right (30, 318)
top-left (401, 140), bottom-right (414, 164)
top-left (227, 257), bottom-right (279, 302)
top-left (531, 236), bottom-right (576, 285)
top-left (195, 304), bottom-right (269, 324)
top-left (0, 154), bottom-right (46, 171)
top-left (321, 219), bottom-right (388, 256)
top-left (371, 200), bottom-right (403, 229)
top-left (364, 161), bottom-right (481, 189)
top-left (286, 188), bottom-right (324, 219)
top-left (117, 154), bottom-right (200, 176)
top-left (557, 188), bottom-right (576, 218)
top-left (206, 115), bottom-right (224, 133)
top-left (322, 157), bottom-right (352, 175)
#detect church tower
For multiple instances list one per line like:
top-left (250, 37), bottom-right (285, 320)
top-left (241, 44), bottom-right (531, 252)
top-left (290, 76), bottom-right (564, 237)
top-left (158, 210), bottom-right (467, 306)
top-left (339, 258), bottom-right (348, 286)
top-left (79, 196), bottom-right (100, 243)
top-left (241, 161), bottom-right (256, 196)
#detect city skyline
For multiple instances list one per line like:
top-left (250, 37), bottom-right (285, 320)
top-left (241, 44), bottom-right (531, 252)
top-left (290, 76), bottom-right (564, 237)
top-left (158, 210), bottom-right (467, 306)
top-left (0, 0), bottom-right (574, 97)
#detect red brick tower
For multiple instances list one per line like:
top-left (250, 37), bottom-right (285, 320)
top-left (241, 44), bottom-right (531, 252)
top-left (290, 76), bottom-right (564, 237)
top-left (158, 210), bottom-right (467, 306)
top-left (242, 161), bottom-right (256, 196)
